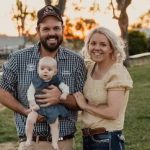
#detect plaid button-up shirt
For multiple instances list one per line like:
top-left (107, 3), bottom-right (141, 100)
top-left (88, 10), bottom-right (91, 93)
top-left (0, 43), bottom-right (87, 137)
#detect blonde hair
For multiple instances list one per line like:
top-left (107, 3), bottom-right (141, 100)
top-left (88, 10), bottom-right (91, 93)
top-left (81, 27), bottom-right (126, 63)
top-left (39, 56), bottom-right (57, 68)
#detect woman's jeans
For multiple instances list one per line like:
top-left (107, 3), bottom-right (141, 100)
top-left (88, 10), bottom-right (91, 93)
top-left (83, 131), bottom-right (125, 150)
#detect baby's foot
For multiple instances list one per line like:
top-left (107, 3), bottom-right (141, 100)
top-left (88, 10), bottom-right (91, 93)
top-left (52, 142), bottom-right (59, 150)
top-left (26, 140), bottom-right (32, 146)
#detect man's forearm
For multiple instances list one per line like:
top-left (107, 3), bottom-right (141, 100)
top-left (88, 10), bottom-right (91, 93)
top-left (60, 94), bottom-right (81, 111)
top-left (0, 88), bottom-right (28, 116)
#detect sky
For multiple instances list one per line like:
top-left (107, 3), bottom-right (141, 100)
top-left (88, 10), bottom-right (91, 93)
top-left (0, 0), bottom-right (150, 36)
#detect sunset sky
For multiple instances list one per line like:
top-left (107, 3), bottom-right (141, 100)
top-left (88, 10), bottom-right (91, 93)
top-left (0, 0), bottom-right (150, 36)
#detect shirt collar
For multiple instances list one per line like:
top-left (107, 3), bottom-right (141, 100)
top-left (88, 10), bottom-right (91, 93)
top-left (31, 43), bottom-right (40, 60)
top-left (56, 46), bottom-right (67, 60)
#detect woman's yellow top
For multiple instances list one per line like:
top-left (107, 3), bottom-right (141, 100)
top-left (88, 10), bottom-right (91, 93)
top-left (81, 62), bottom-right (133, 131)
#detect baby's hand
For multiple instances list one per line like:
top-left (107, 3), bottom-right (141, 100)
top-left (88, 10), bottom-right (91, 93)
top-left (30, 104), bottom-right (40, 111)
top-left (60, 93), bottom-right (68, 100)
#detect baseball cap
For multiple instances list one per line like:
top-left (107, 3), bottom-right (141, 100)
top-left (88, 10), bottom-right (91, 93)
top-left (37, 5), bottom-right (63, 25)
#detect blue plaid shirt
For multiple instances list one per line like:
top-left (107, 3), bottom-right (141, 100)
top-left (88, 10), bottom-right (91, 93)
top-left (0, 43), bottom-right (87, 137)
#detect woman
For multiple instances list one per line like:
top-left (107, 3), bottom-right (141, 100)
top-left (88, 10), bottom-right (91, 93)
top-left (74, 27), bottom-right (133, 150)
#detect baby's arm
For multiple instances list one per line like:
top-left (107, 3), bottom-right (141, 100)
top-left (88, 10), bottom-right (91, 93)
top-left (27, 82), bottom-right (39, 110)
top-left (59, 82), bottom-right (69, 100)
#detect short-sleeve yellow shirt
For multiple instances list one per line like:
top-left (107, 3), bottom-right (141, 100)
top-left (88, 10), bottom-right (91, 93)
top-left (81, 62), bottom-right (133, 131)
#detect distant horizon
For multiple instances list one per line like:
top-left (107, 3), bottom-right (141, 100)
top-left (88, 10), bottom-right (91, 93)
top-left (1, 27), bottom-right (150, 38)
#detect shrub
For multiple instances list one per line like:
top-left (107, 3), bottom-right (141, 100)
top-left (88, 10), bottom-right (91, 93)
top-left (128, 30), bottom-right (147, 55)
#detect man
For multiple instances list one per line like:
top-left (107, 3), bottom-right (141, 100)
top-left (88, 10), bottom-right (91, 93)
top-left (0, 5), bottom-right (87, 150)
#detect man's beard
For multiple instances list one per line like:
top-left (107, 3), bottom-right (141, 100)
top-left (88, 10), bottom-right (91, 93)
top-left (40, 35), bottom-right (63, 52)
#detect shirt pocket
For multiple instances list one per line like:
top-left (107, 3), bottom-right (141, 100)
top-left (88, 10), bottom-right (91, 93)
top-left (60, 71), bottom-right (75, 94)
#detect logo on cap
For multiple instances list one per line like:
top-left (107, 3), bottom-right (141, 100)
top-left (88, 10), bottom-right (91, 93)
top-left (43, 6), bottom-right (56, 16)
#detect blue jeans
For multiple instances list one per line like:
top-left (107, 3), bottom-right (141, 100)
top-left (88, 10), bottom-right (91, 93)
top-left (83, 131), bottom-right (125, 150)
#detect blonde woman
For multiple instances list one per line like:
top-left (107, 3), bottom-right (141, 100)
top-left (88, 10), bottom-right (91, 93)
top-left (74, 27), bottom-right (133, 150)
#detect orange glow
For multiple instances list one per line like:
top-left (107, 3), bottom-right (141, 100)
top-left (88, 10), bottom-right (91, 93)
top-left (64, 17), bottom-right (98, 40)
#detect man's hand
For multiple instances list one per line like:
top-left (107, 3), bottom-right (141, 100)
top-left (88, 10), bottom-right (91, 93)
top-left (25, 108), bottom-right (45, 122)
top-left (24, 108), bottom-right (32, 116)
top-left (37, 114), bottom-right (46, 122)
top-left (35, 85), bottom-right (62, 107)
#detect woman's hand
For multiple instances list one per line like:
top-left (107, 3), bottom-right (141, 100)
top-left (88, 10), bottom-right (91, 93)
top-left (74, 92), bottom-right (88, 110)
top-left (35, 85), bottom-right (62, 107)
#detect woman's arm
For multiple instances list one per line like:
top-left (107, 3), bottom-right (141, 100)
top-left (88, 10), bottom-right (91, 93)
top-left (74, 88), bottom-right (125, 120)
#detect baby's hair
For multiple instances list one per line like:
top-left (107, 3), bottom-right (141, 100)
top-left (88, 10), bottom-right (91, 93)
top-left (39, 56), bottom-right (57, 68)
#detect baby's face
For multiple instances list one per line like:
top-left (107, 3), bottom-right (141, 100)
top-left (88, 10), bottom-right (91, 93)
top-left (38, 62), bottom-right (56, 81)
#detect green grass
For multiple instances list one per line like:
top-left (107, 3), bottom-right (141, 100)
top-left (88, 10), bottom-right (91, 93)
top-left (124, 64), bottom-right (150, 150)
top-left (0, 109), bottom-right (18, 143)
top-left (0, 64), bottom-right (150, 149)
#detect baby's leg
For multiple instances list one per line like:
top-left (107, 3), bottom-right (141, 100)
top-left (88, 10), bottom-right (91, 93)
top-left (49, 118), bottom-right (59, 150)
top-left (25, 111), bottom-right (38, 146)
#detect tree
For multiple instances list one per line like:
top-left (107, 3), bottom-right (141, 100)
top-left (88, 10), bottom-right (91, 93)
top-left (64, 17), bottom-right (97, 50)
top-left (12, 0), bottom-right (36, 47)
top-left (64, 17), bottom-right (97, 40)
top-left (12, 0), bottom-right (36, 37)
top-left (147, 37), bottom-right (150, 52)
top-left (110, 0), bottom-right (132, 65)
top-left (44, 0), bottom-right (51, 5)
top-left (129, 10), bottom-right (150, 30)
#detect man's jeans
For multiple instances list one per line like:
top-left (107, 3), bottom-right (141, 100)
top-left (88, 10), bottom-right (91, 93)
top-left (83, 131), bottom-right (125, 150)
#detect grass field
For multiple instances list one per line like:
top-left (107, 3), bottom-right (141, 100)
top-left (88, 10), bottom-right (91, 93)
top-left (0, 64), bottom-right (150, 150)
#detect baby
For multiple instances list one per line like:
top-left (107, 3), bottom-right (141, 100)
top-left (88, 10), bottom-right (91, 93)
top-left (25, 56), bottom-right (69, 150)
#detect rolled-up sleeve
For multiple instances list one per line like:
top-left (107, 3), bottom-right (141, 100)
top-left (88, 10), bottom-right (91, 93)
top-left (74, 58), bottom-right (87, 92)
top-left (0, 54), bottom-right (18, 93)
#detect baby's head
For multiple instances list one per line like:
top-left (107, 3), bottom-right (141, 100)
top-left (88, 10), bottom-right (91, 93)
top-left (38, 56), bottom-right (57, 81)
